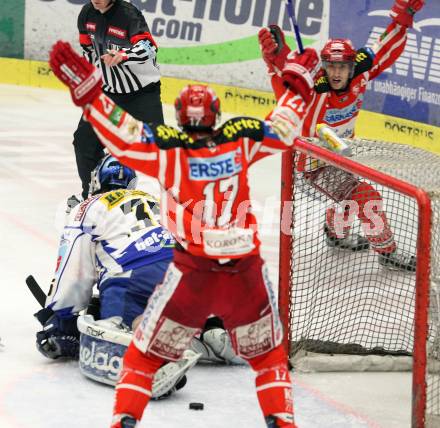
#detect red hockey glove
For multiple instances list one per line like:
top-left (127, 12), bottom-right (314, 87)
top-left (49, 41), bottom-right (102, 107)
top-left (390, 0), bottom-right (425, 28)
top-left (258, 25), bottom-right (292, 75)
top-left (281, 48), bottom-right (319, 104)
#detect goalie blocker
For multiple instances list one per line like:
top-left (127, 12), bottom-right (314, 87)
top-left (77, 315), bottom-right (200, 399)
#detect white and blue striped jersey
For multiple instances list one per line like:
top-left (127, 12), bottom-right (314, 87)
top-left (46, 189), bottom-right (174, 317)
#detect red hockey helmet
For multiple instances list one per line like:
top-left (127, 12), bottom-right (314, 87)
top-left (320, 39), bottom-right (356, 63)
top-left (175, 85), bottom-right (221, 131)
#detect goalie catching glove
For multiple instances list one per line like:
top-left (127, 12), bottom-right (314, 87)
top-left (49, 40), bottom-right (102, 107)
top-left (390, 0), bottom-right (425, 28)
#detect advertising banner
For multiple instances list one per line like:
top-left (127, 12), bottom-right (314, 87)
top-left (0, 0), bottom-right (25, 58)
top-left (19, 0), bottom-right (440, 129)
top-left (24, 0), bottom-right (328, 91)
top-left (332, 0), bottom-right (440, 127)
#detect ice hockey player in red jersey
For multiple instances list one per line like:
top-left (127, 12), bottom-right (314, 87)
top-left (258, 0), bottom-right (425, 272)
top-left (48, 40), bottom-right (320, 427)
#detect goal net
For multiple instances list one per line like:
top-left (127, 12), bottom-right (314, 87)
top-left (278, 137), bottom-right (440, 427)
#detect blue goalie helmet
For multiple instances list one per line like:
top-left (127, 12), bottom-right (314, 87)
top-left (89, 154), bottom-right (137, 196)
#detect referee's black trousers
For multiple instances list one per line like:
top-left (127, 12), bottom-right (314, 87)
top-left (73, 81), bottom-right (164, 199)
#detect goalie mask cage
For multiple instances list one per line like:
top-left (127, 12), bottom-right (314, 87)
top-left (278, 137), bottom-right (440, 428)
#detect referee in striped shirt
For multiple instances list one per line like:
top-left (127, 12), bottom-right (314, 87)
top-left (73, 0), bottom-right (164, 199)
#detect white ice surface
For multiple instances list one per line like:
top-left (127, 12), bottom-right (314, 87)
top-left (0, 84), bottom-right (411, 428)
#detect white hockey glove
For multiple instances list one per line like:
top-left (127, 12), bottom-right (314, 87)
top-left (269, 106), bottom-right (300, 145)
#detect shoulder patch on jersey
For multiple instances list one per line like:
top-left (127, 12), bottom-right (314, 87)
top-left (74, 195), bottom-right (101, 221)
top-left (107, 26), bottom-right (127, 39)
top-left (86, 22), bottom-right (96, 32)
top-left (99, 189), bottom-right (152, 209)
top-left (153, 125), bottom-right (197, 149)
top-left (215, 117), bottom-right (264, 144)
top-left (315, 74), bottom-right (331, 94)
top-left (99, 189), bottom-right (128, 209)
top-left (109, 105), bottom-right (125, 126)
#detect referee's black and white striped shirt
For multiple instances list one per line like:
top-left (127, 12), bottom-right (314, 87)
top-left (78, 0), bottom-right (160, 95)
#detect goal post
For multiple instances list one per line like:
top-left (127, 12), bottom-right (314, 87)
top-left (278, 137), bottom-right (439, 427)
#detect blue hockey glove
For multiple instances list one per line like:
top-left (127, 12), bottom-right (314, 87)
top-left (35, 309), bottom-right (80, 359)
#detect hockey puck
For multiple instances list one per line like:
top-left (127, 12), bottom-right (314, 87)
top-left (189, 402), bottom-right (204, 410)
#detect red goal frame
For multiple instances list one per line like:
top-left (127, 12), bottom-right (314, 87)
top-left (278, 138), bottom-right (432, 428)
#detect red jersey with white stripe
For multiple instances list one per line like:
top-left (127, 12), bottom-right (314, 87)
top-left (272, 21), bottom-right (408, 139)
top-left (83, 90), bottom-right (304, 259)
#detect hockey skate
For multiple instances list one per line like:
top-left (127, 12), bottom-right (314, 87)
top-left (265, 415), bottom-right (296, 428)
top-left (120, 415), bottom-right (137, 428)
top-left (111, 414), bottom-right (137, 428)
top-left (324, 224), bottom-right (370, 252)
top-left (378, 250), bottom-right (416, 272)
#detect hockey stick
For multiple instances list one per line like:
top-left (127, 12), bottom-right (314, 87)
top-left (25, 275), bottom-right (46, 308)
top-left (285, 0), bottom-right (304, 53)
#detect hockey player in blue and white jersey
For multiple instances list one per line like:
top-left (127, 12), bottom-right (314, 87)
top-left (35, 154), bottom-right (174, 355)
top-left (34, 155), bottom-right (202, 398)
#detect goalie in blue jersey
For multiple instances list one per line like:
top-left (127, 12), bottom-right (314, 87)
top-left (34, 154), bottom-right (241, 397)
top-left (35, 154), bottom-right (174, 346)
top-left (34, 154), bottom-right (201, 397)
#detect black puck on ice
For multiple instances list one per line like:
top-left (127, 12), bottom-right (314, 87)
top-left (189, 402), bottom-right (204, 410)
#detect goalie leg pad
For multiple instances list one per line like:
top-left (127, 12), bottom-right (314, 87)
top-left (78, 315), bottom-right (198, 399)
top-left (78, 315), bottom-right (132, 386)
top-left (190, 328), bottom-right (245, 365)
top-left (202, 328), bottom-right (245, 365)
top-left (152, 349), bottom-right (201, 399)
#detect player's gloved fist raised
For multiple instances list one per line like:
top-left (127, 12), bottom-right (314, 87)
top-left (281, 48), bottom-right (319, 104)
top-left (390, 0), bottom-right (425, 27)
top-left (49, 40), bottom-right (102, 107)
top-left (258, 25), bottom-right (292, 75)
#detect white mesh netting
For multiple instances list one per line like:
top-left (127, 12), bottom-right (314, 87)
top-left (287, 138), bottom-right (440, 424)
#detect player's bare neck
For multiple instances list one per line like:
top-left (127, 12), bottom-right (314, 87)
top-left (95, 0), bottom-right (114, 14)
top-left (100, 4), bottom-right (114, 13)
